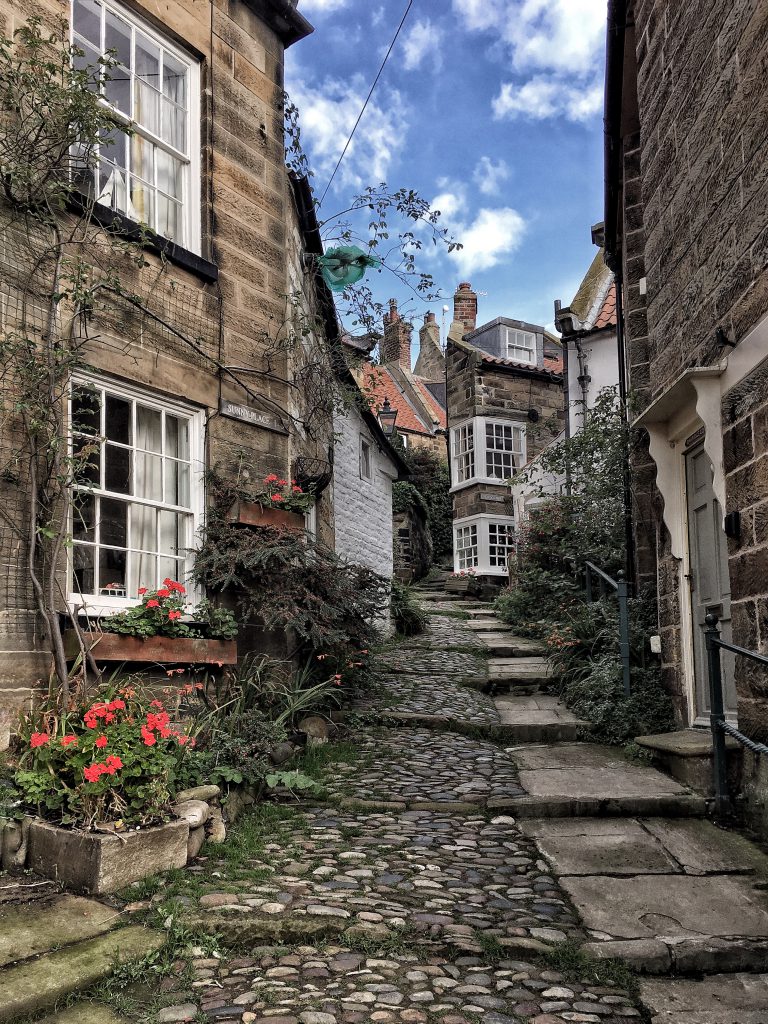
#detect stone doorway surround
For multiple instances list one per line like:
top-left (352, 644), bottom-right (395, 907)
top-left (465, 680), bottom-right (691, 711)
top-left (635, 311), bottom-right (768, 726)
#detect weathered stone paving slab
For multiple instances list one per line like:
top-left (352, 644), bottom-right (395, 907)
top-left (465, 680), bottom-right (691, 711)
top-left (640, 972), bottom-right (768, 1023)
top-left (322, 728), bottom-right (525, 808)
top-left (190, 947), bottom-right (641, 1022)
top-left (352, 676), bottom-right (501, 727)
top-left (184, 808), bottom-right (580, 949)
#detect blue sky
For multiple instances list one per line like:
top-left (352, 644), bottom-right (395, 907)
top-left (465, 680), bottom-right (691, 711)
top-left (286, 0), bottom-right (607, 339)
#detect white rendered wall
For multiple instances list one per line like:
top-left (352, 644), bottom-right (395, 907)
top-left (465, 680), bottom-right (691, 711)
top-left (333, 406), bottom-right (397, 581)
top-left (568, 329), bottom-right (619, 432)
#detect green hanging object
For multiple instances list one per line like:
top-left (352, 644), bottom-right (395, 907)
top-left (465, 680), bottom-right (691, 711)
top-left (317, 246), bottom-right (380, 292)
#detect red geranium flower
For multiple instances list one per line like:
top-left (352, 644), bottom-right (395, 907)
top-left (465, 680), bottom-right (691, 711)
top-left (146, 599), bottom-right (160, 608)
top-left (167, 609), bottom-right (182, 620)
top-left (60, 735), bottom-right (77, 747)
top-left (83, 763), bottom-right (103, 783)
top-left (270, 494), bottom-right (284, 502)
top-left (263, 474), bottom-right (278, 483)
top-left (106, 754), bottom-right (123, 770)
top-left (138, 587), bottom-right (147, 596)
top-left (30, 732), bottom-right (50, 748)
top-left (95, 735), bottom-right (108, 748)
top-left (141, 725), bottom-right (157, 746)
top-left (157, 588), bottom-right (171, 598)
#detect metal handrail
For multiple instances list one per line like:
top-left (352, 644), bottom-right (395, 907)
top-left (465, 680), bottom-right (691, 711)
top-left (584, 561), bottom-right (631, 696)
top-left (705, 612), bottom-right (768, 819)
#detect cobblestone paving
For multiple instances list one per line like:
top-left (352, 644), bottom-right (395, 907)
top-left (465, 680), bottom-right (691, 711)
top-left (186, 809), bottom-right (578, 948)
top-left (375, 648), bottom-right (488, 686)
top-left (188, 948), bottom-right (641, 1023)
top-left (322, 729), bottom-right (525, 807)
top-left (422, 614), bottom-right (482, 648)
top-left (352, 676), bottom-right (500, 727)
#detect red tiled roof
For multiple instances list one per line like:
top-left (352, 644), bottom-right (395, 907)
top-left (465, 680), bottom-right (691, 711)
top-left (594, 282), bottom-right (617, 329)
top-left (544, 354), bottom-right (564, 373)
top-left (412, 376), bottom-right (447, 429)
top-left (467, 345), bottom-right (563, 379)
top-left (358, 364), bottom-right (432, 434)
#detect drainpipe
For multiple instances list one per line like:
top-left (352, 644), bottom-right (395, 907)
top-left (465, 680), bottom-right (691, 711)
top-left (574, 336), bottom-right (591, 426)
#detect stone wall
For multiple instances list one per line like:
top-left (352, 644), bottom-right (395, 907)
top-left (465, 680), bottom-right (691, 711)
top-left (393, 507), bottom-right (432, 582)
top-left (0, 0), bottom-right (323, 701)
top-left (333, 405), bottom-right (397, 583)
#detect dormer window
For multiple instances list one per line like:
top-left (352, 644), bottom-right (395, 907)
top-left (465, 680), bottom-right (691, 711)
top-left (505, 327), bottom-right (536, 364)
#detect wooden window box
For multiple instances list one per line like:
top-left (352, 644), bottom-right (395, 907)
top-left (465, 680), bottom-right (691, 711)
top-left (63, 632), bottom-right (237, 665)
top-left (227, 500), bottom-right (305, 531)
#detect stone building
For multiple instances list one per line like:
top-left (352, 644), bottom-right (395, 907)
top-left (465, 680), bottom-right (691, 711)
top-left (0, 0), bottom-right (358, 704)
top-left (445, 284), bottom-right (564, 579)
top-left (604, 1), bottom-right (768, 826)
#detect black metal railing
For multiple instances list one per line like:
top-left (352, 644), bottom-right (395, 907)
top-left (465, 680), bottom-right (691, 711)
top-left (584, 561), bottom-right (631, 696)
top-left (705, 612), bottom-right (768, 819)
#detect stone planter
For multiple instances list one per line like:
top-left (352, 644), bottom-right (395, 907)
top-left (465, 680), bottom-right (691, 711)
top-left (228, 500), bottom-right (305, 531)
top-left (63, 632), bottom-right (237, 665)
top-left (27, 818), bottom-right (189, 895)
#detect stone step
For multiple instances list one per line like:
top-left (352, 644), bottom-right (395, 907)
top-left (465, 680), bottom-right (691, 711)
top-left (479, 634), bottom-right (549, 657)
top-left (0, 925), bottom-right (164, 1023)
top-left (36, 1005), bottom-right (127, 1024)
top-left (465, 618), bottom-right (514, 632)
top-left (488, 657), bottom-right (553, 684)
top-left (640, 972), bottom-right (768, 1021)
top-left (0, 895), bottom-right (119, 968)
top-left (494, 693), bottom-right (589, 743)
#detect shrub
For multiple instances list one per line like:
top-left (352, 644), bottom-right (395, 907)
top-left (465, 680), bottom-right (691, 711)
top-left (495, 567), bottom-right (581, 636)
top-left (390, 579), bottom-right (428, 636)
top-left (10, 683), bottom-right (195, 829)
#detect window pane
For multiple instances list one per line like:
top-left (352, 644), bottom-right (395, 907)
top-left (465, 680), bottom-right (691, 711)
top-left (131, 134), bottom-right (154, 183)
top-left (156, 194), bottom-right (182, 241)
top-left (156, 149), bottom-right (183, 198)
top-left (165, 460), bottom-right (190, 506)
top-left (73, 37), bottom-right (102, 86)
top-left (135, 32), bottom-right (160, 91)
top-left (104, 10), bottom-right (131, 70)
top-left (159, 509), bottom-right (182, 555)
top-left (72, 492), bottom-right (96, 541)
top-left (73, 436), bottom-right (101, 486)
top-left (99, 547), bottom-right (127, 595)
top-left (132, 551), bottom-right (156, 594)
top-left (165, 415), bottom-right (189, 459)
top-left (72, 386), bottom-right (101, 435)
top-left (131, 504), bottom-right (157, 551)
top-left (104, 62), bottom-right (131, 115)
top-left (163, 52), bottom-right (187, 107)
top-left (105, 443), bottom-right (130, 493)
top-left (99, 497), bottom-right (128, 548)
top-left (136, 405), bottom-right (162, 451)
top-left (159, 555), bottom-right (183, 588)
top-left (130, 179), bottom-right (153, 226)
top-left (105, 394), bottom-right (130, 443)
top-left (134, 80), bottom-right (160, 136)
top-left (161, 100), bottom-right (186, 151)
top-left (99, 126), bottom-right (128, 169)
top-left (73, 0), bottom-right (102, 47)
top-left (135, 452), bottom-right (163, 499)
top-left (72, 544), bottom-right (95, 595)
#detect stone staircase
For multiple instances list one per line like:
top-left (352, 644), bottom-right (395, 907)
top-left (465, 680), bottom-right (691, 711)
top-left (0, 887), bottom-right (162, 1022)
top-left (412, 583), bottom-right (768, 1020)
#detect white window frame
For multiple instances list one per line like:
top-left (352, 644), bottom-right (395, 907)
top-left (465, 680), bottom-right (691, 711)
top-left (70, 0), bottom-right (201, 253)
top-left (453, 514), bottom-right (516, 576)
top-left (505, 327), bottom-right (536, 365)
top-left (454, 521), bottom-right (479, 571)
top-left (452, 420), bottom-right (475, 484)
top-left (360, 436), bottom-right (372, 480)
top-left (68, 371), bottom-right (205, 615)
top-left (450, 416), bottom-right (526, 492)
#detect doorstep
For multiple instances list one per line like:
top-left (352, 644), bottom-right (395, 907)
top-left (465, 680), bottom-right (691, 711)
top-left (635, 729), bottom-right (743, 796)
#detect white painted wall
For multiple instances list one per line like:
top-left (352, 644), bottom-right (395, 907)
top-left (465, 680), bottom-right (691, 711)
top-left (333, 405), bottom-right (397, 581)
top-left (567, 329), bottom-right (619, 433)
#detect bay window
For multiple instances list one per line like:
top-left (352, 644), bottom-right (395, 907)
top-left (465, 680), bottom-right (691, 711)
top-left (453, 515), bottom-right (516, 576)
top-left (70, 0), bottom-right (201, 252)
top-left (69, 376), bottom-right (203, 610)
top-left (450, 417), bottom-right (525, 489)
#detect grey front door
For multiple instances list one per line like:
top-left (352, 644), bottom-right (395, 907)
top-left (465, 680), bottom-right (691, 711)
top-left (685, 443), bottom-right (738, 720)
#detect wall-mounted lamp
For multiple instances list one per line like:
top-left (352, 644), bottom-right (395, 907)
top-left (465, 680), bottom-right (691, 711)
top-left (378, 397), bottom-right (398, 437)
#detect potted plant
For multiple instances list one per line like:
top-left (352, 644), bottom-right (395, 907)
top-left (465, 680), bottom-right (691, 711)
top-left (9, 685), bottom-right (198, 893)
top-left (64, 580), bottom-right (238, 665)
top-left (228, 475), bottom-right (316, 530)
top-left (446, 569), bottom-right (481, 595)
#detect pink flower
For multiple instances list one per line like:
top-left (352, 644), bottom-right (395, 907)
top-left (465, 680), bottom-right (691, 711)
top-left (30, 732), bottom-right (50, 748)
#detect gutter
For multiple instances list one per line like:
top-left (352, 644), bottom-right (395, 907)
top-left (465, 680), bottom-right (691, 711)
top-left (604, 0), bottom-right (627, 271)
top-left (289, 173), bottom-right (410, 480)
top-left (243, 0), bottom-right (314, 47)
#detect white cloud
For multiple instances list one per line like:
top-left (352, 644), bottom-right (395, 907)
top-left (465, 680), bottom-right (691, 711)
top-left (402, 18), bottom-right (444, 71)
top-left (452, 0), bottom-right (605, 123)
top-left (299, 0), bottom-right (349, 13)
top-left (290, 74), bottom-right (409, 194)
top-left (431, 185), bottom-right (526, 277)
top-left (473, 156), bottom-right (511, 196)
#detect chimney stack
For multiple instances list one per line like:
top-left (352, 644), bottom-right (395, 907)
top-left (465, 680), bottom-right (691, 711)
top-left (453, 282), bottom-right (477, 333)
top-left (414, 311), bottom-right (445, 381)
top-left (382, 298), bottom-right (413, 370)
